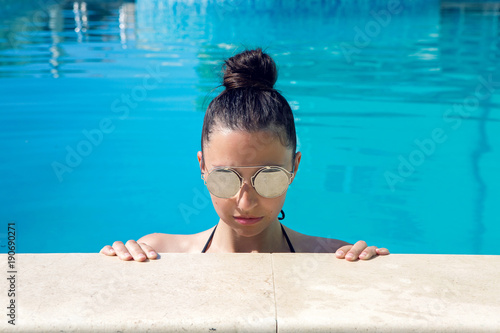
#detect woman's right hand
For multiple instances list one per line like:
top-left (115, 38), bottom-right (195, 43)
top-left (99, 240), bottom-right (158, 261)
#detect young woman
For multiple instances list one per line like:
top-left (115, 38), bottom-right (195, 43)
top-left (100, 48), bottom-right (389, 261)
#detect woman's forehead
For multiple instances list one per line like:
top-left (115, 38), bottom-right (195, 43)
top-left (204, 129), bottom-right (292, 167)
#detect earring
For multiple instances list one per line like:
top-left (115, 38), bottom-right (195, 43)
top-left (278, 210), bottom-right (285, 220)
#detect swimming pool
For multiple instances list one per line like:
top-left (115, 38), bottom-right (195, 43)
top-left (1, 0), bottom-right (499, 254)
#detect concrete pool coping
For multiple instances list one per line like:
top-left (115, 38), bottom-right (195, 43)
top-left (1, 253), bottom-right (499, 332)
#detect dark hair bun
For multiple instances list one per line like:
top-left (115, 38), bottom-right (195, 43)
top-left (222, 48), bottom-right (277, 90)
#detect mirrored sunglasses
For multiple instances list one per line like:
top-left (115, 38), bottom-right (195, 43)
top-left (201, 165), bottom-right (294, 199)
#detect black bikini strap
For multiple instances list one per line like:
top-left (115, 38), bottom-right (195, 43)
top-left (281, 223), bottom-right (296, 253)
top-left (201, 223), bottom-right (218, 253)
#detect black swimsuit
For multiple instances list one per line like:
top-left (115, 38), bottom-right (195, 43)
top-left (201, 223), bottom-right (296, 253)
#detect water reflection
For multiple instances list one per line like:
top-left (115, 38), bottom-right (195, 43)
top-left (0, 0), bottom-right (135, 77)
top-left (48, 4), bottom-right (63, 78)
top-left (438, 2), bottom-right (499, 253)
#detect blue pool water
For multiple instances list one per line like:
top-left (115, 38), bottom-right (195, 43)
top-left (1, 0), bottom-right (499, 254)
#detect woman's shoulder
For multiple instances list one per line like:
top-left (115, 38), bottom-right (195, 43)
top-left (282, 225), bottom-right (351, 253)
top-left (137, 226), bottom-right (216, 253)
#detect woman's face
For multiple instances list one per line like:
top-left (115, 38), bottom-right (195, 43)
top-left (197, 129), bottom-right (301, 236)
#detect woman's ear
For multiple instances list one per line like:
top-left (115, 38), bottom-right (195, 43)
top-left (291, 151), bottom-right (301, 182)
top-left (197, 151), bottom-right (205, 172)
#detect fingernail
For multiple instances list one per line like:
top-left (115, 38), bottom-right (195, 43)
top-left (149, 251), bottom-right (156, 256)
top-left (109, 248), bottom-right (114, 253)
top-left (138, 254), bottom-right (145, 260)
top-left (336, 250), bottom-right (344, 257)
top-left (346, 253), bottom-right (354, 260)
top-left (359, 253), bottom-right (366, 258)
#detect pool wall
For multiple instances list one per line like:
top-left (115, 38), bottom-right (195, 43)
top-left (1, 253), bottom-right (499, 332)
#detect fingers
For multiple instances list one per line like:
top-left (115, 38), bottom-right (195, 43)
top-left (99, 245), bottom-right (116, 256)
top-left (335, 241), bottom-right (390, 261)
top-left (358, 246), bottom-right (378, 260)
top-left (345, 240), bottom-right (368, 261)
top-left (335, 245), bottom-right (351, 259)
top-left (100, 240), bottom-right (158, 261)
top-left (137, 242), bottom-right (158, 260)
top-left (126, 240), bottom-right (151, 261)
top-left (111, 241), bottom-right (134, 260)
top-left (376, 247), bottom-right (390, 255)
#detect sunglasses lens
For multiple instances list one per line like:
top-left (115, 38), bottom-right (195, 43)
top-left (206, 169), bottom-right (240, 198)
top-left (253, 168), bottom-right (290, 198)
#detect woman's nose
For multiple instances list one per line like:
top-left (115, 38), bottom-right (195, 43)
top-left (236, 180), bottom-right (259, 208)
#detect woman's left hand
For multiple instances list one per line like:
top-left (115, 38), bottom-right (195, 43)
top-left (335, 241), bottom-right (389, 261)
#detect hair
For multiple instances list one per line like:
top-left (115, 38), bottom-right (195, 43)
top-left (201, 48), bottom-right (297, 169)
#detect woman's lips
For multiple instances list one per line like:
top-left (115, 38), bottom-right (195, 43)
top-left (234, 216), bottom-right (263, 225)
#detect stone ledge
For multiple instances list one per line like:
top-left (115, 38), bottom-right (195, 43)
top-left (1, 254), bottom-right (499, 332)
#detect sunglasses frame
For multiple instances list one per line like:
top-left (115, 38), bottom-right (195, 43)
top-left (201, 165), bottom-right (295, 198)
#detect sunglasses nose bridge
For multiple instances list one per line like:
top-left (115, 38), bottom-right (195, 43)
top-left (236, 180), bottom-right (261, 207)
top-left (233, 170), bottom-right (262, 196)
top-left (238, 176), bottom-right (255, 193)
